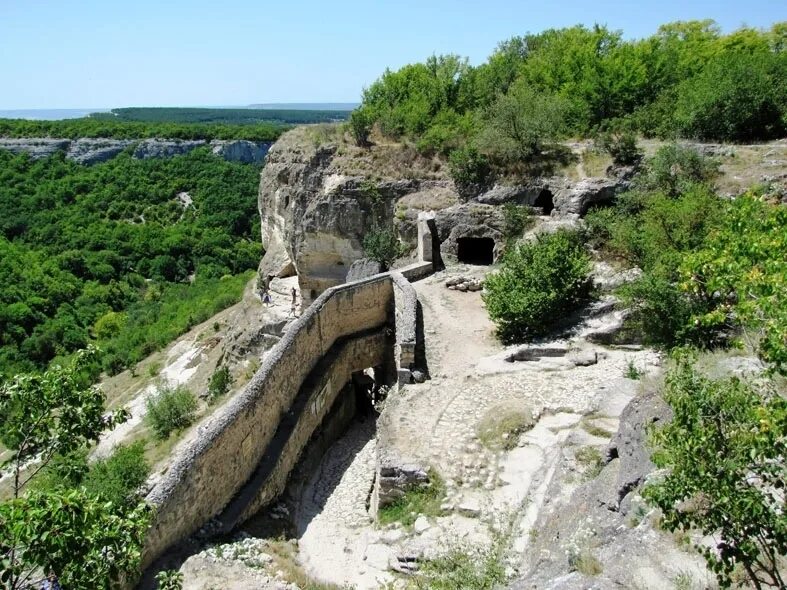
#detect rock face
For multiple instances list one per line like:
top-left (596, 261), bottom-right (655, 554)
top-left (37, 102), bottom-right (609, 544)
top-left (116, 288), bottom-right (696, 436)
top-left (0, 137), bottom-right (272, 165)
top-left (132, 139), bottom-right (208, 159)
top-left (551, 176), bottom-right (628, 216)
top-left (258, 129), bottom-right (435, 305)
top-left (346, 258), bottom-right (383, 282)
top-left (257, 128), bottom-right (631, 305)
top-left (0, 137), bottom-right (72, 159)
top-left (67, 138), bottom-right (135, 164)
top-left (211, 140), bottom-right (271, 164)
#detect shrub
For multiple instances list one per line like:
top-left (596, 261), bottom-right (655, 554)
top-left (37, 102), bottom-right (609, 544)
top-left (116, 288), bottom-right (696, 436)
top-left (501, 203), bottom-right (534, 243)
top-left (448, 146), bottom-right (491, 195)
top-left (411, 541), bottom-right (507, 590)
top-left (348, 107), bottom-right (374, 146)
top-left (595, 130), bottom-right (642, 166)
top-left (645, 354), bottom-right (787, 588)
top-left (639, 144), bottom-right (719, 197)
top-left (145, 385), bottom-right (198, 439)
top-left (83, 441), bottom-right (149, 505)
top-left (155, 570), bottom-right (184, 590)
top-left (483, 230), bottom-right (592, 343)
top-left (207, 365), bottom-right (231, 403)
top-left (362, 225), bottom-right (404, 271)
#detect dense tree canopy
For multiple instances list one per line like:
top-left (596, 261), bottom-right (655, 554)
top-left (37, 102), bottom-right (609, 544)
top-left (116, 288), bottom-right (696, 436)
top-left (0, 148), bottom-right (261, 376)
top-left (352, 20), bottom-right (787, 163)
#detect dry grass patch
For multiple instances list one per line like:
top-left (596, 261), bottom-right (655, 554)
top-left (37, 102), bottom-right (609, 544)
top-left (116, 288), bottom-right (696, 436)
top-left (265, 538), bottom-right (347, 590)
top-left (476, 402), bottom-right (535, 451)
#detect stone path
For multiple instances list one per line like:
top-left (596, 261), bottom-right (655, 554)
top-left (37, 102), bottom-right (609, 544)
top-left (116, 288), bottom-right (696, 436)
top-left (170, 266), bottom-right (662, 589)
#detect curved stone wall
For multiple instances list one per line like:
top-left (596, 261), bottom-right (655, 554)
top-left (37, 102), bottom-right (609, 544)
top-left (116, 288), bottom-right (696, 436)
top-left (141, 267), bottom-right (426, 569)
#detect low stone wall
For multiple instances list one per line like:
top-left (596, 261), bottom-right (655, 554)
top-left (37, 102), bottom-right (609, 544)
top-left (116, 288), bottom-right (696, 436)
top-left (142, 270), bottom-right (425, 569)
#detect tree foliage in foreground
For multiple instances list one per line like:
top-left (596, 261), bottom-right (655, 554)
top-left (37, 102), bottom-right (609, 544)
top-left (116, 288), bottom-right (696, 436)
top-left (0, 348), bottom-right (150, 589)
top-left (483, 230), bottom-right (591, 343)
top-left (645, 354), bottom-right (787, 588)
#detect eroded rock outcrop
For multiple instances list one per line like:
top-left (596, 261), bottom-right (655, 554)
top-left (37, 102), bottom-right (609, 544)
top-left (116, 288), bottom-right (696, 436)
top-left (0, 137), bottom-right (272, 164)
top-left (258, 128), bottom-right (631, 305)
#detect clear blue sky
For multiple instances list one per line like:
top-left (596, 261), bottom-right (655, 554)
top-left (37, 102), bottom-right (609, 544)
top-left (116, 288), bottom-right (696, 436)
top-left (1, 0), bottom-right (784, 109)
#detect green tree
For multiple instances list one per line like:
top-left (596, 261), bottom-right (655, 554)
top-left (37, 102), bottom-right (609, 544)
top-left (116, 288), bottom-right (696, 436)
top-left (672, 52), bottom-right (787, 141)
top-left (645, 355), bottom-right (787, 588)
top-left (483, 230), bottom-right (591, 342)
top-left (478, 82), bottom-right (569, 164)
top-left (362, 225), bottom-right (404, 271)
top-left (680, 193), bottom-right (787, 374)
top-left (0, 348), bottom-right (149, 589)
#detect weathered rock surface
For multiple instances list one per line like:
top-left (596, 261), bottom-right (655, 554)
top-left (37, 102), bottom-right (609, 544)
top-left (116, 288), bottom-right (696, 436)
top-left (66, 138), bottom-right (135, 164)
top-left (132, 139), bottom-right (208, 159)
top-left (257, 128), bottom-right (633, 305)
top-left (346, 258), bottom-right (383, 282)
top-left (606, 387), bottom-right (672, 510)
top-left (0, 137), bottom-right (271, 164)
top-left (210, 140), bottom-right (271, 164)
top-left (551, 176), bottom-right (629, 216)
top-left (0, 137), bottom-right (71, 159)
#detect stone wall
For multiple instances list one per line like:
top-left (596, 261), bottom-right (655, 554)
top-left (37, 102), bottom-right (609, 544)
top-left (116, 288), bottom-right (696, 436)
top-left (142, 270), bottom-right (423, 569)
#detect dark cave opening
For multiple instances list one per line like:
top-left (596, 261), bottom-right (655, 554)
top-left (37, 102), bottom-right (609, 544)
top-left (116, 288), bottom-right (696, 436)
top-left (457, 237), bottom-right (495, 265)
top-left (534, 189), bottom-right (554, 215)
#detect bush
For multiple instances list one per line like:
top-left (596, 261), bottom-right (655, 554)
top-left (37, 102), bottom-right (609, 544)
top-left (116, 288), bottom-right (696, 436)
top-left (83, 442), bottom-right (149, 505)
top-left (639, 144), bottom-right (719, 197)
top-left (595, 130), bottom-right (642, 166)
top-left (362, 225), bottom-right (404, 271)
top-left (207, 365), bottom-right (231, 403)
top-left (155, 570), bottom-right (184, 590)
top-left (145, 385), bottom-right (198, 439)
top-left (483, 230), bottom-right (592, 342)
top-left (448, 146), bottom-right (491, 194)
top-left (501, 203), bottom-right (534, 242)
top-left (348, 107), bottom-right (373, 146)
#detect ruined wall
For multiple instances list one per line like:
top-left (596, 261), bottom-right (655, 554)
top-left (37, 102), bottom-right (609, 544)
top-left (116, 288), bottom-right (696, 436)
top-left (142, 270), bottom-right (423, 568)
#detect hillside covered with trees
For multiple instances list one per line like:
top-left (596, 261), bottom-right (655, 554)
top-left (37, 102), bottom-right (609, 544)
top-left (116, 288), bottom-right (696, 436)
top-left (0, 147), bottom-right (261, 378)
top-left (350, 20), bottom-right (786, 164)
top-left (92, 106), bottom-right (352, 125)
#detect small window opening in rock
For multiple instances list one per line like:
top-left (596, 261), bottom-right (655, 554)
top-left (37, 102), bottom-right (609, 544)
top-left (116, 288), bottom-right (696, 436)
top-left (534, 189), bottom-right (554, 215)
top-left (457, 237), bottom-right (495, 265)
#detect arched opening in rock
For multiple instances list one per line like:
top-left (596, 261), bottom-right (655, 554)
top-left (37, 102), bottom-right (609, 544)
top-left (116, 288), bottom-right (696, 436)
top-left (534, 189), bottom-right (554, 215)
top-left (457, 237), bottom-right (495, 265)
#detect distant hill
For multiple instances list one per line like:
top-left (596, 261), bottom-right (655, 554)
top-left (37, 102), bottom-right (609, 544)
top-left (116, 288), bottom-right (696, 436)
top-left (247, 103), bottom-right (357, 111)
top-left (92, 107), bottom-right (351, 125)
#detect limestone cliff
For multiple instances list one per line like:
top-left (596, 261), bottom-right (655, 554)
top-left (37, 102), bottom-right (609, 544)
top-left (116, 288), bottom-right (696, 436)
top-left (258, 127), bottom-right (630, 305)
top-left (0, 137), bottom-right (272, 165)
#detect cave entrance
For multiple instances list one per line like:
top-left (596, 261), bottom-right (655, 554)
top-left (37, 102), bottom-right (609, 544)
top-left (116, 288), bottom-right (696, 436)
top-left (534, 189), bottom-right (554, 215)
top-left (457, 237), bottom-right (495, 265)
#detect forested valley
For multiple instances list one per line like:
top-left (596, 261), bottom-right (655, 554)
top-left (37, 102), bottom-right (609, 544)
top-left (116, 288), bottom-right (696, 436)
top-left (0, 147), bottom-right (262, 378)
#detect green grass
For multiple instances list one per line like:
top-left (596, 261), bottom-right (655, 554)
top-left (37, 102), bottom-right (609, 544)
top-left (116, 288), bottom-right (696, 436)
top-left (476, 404), bottom-right (535, 451)
top-left (580, 418), bottom-right (614, 439)
top-left (574, 446), bottom-right (604, 479)
top-left (625, 359), bottom-right (643, 380)
top-left (570, 550), bottom-right (603, 576)
top-left (377, 469), bottom-right (445, 527)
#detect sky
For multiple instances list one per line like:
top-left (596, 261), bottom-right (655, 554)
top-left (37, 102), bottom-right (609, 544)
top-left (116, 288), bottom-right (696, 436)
top-left (1, 0), bottom-right (784, 109)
